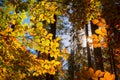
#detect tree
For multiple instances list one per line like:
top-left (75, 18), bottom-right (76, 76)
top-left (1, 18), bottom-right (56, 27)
top-left (0, 0), bottom-right (68, 79)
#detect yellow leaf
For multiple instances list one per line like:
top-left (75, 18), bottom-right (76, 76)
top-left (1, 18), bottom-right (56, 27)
top-left (44, 64), bottom-right (49, 69)
top-left (98, 35), bottom-right (103, 41)
top-left (55, 37), bottom-right (61, 41)
top-left (43, 31), bottom-right (48, 36)
top-left (2, 68), bottom-right (6, 73)
top-left (39, 14), bottom-right (44, 20)
top-left (11, 19), bottom-right (16, 25)
top-left (55, 42), bottom-right (59, 47)
top-left (36, 22), bottom-right (43, 27)
top-left (95, 29), bottom-right (101, 34)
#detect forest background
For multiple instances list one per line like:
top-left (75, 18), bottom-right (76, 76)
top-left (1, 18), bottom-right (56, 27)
top-left (0, 0), bottom-right (120, 80)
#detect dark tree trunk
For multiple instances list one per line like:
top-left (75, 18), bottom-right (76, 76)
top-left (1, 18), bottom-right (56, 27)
top-left (109, 27), bottom-right (119, 80)
top-left (68, 50), bottom-right (75, 80)
top-left (91, 22), bottom-right (104, 71)
top-left (85, 24), bottom-right (92, 68)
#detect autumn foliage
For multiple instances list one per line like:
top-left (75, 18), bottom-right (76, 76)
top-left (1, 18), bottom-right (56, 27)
top-left (88, 18), bottom-right (108, 48)
top-left (0, 0), bottom-right (68, 79)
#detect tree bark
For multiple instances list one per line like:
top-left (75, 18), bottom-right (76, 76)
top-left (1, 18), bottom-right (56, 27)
top-left (85, 24), bottom-right (92, 68)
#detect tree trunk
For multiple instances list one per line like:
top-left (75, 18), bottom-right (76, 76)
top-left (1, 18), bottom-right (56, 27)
top-left (85, 24), bottom-right (92, 68)
top-left (91, 22), bottom-right (104, 71)
top-left (68, 50), bottom-right (75, 80)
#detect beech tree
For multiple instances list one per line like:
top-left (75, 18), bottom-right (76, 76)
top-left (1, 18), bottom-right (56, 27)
top-left (0, 0), bottom-right (68, 80)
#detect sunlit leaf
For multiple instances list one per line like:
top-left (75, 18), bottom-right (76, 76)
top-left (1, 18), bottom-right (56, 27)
top-left (95, 29), bottom-right (101, 34)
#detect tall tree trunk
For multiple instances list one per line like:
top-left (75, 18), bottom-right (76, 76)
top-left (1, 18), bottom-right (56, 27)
top-left (85, 24), bottom-right (92, 68)
top-left (68, 27), bottom-right (75, 80)
top-left (68, 50), bottom-right (75, 80)
top-left (46, 15), bottom-right (56, 80)
top-left (91, 22), bottom-right (104, 71)
top-left (109, 27), bottom-right (119, 80)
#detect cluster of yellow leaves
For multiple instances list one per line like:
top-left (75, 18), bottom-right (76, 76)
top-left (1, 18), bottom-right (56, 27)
top-left (29, 0), bottom-right (59, 24)
top-left (29, 59), bottom-right (61, 76)
top-left (89, 18), bottom-right (108, 48)
top-left (85, 0), bottom-right (101, 21)
top-left (89, 68), bottom-right (115, 80)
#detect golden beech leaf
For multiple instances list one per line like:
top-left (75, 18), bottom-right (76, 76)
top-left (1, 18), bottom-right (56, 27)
top-left (2, 68), bottom-right (6, 73)
top-left (101, 28), bottom-right (107, 34)
top-left (95, 29), bottom-right (102, 34)
top-left (98, 35), bottom-right (103, 41)
top-left (55, 37), bottom-right (61, 41)
top-left (92, 19), bottom-right (99, 24)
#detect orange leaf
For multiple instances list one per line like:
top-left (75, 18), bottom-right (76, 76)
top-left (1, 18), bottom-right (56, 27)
top-left (103, 42), bottom-right (108, 48)
top-left (100, 18), bottom-right (106, 24)
top-left (117, 64), bottom-right (120, 68)
top-left (97, 43), bottom-right (101, 47)
top-left (98, 35), bottom-right (103, 41)
top-left (104, 72), bottom-right (111, 80)
top-left (96, 22), bottom-right (105, 27)
top-left (93, 44), bottom-right (98, 48)
top-left (111, 74), bottom-right (115, 80)
top-left (93, 38), bottom-right (99, 43)
top-left (89, 68), bottom-right (94, 76)
top-left (101, 28), bottom-right (107, 34)
top-left (100, 78), bottom-right (106, 80)
top-left (92, 19), bottom-right (99, 24)
top-left (95, 70), bottom-right (102, 77)
top-left (92, 34), bottom-right (98, 39)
